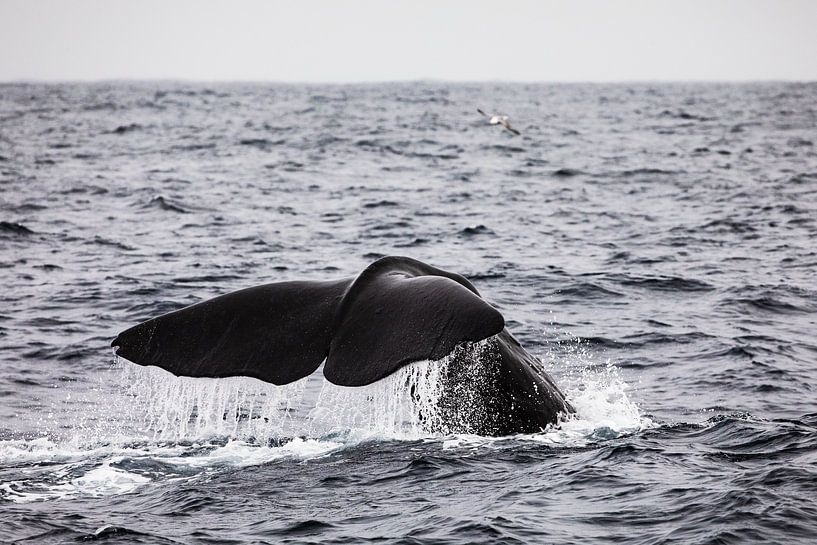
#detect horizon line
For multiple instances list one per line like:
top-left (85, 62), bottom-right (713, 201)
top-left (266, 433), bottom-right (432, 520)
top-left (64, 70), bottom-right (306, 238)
top-left (2, 77), bottom-right (815, 86)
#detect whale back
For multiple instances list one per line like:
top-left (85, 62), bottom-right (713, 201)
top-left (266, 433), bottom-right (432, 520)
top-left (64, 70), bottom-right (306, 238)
top-left (112, 256), bottom-right (504, 386)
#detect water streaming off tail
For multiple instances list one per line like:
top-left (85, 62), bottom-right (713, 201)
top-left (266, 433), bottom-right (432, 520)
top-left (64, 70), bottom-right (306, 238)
top-left (112, 361), bottom-right (309, 444)
top-left (95, 353), bottom-right (454, 445)
top-left (307, 359), bottom-right (449, 440)
top-left (74, 335), bottom-right (647, 447)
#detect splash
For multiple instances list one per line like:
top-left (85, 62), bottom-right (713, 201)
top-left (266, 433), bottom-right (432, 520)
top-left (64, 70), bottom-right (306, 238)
top-left (530, 327), bottom-right (652, 445)
top-left (440, 346), bottom-right (650, 448)
top-left (73, 336), bottom-right (648, 448)
top-left (0, 333), bottom-right (651, 503)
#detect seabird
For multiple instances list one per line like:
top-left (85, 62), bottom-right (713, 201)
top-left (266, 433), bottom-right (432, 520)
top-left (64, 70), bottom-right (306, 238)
top-left (477, 108), bottom-right (521, 135)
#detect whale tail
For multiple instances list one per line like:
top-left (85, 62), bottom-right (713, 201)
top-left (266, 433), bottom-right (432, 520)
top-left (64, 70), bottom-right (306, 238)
top-left (112, 256), bottom-right (505, 387)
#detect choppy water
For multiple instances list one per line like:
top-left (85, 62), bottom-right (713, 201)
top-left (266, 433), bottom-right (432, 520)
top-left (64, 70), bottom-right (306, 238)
top-left (1, 82), bottom-right (816, 544)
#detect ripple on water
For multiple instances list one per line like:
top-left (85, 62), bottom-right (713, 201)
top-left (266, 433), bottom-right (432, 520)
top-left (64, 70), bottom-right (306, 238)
top-left (2, 81), bottom-right (817, 543)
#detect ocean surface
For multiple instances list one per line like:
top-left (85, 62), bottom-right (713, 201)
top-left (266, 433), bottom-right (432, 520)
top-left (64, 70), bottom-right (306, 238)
top-left (1, 82), bottom-right (816, 544)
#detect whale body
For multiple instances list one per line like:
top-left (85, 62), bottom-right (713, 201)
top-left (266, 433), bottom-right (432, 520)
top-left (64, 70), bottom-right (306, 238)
top-left (112, 256), bottom-right (573, 435)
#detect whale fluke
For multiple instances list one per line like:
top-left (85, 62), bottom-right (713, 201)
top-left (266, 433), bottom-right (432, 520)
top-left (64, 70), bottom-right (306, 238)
top-left (112, 256), bottom-right (504, 386)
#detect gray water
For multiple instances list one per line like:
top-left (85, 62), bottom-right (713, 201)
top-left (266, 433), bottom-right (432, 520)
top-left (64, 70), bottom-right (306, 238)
top-left (1, 82), bottom-right (816, 543)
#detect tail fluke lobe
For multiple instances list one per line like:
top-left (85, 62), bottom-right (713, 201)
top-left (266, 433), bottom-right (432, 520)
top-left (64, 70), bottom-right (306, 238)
top-left (112, 279), bottom-right (350, 385)
top-left (325, 258), bottom-right (504, 386)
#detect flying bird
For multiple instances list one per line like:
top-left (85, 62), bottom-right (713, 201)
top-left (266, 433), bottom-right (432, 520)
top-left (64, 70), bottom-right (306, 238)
top-left (477, 109), bottom-right (521, 135)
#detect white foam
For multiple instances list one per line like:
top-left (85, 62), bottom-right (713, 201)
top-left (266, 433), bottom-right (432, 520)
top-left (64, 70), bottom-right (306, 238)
top-left (160, 437), bottom-right (342, 468)
top-left (70, 464), bottom-right (151, 496)
top-left (1, 461), bottom-right (150, 504)
top-left (0, 437), bottom-right (189, 465)
top-left (0, 437), bottom-right (342, 503)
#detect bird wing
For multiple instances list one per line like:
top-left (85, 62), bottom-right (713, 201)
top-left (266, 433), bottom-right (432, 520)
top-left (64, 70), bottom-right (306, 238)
top-left (499, 119), bottom-right (521, 135)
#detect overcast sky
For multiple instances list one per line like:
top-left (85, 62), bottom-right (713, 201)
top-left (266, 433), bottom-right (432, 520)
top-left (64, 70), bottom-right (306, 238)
top-left (1, 0), bottom-right (815, 82)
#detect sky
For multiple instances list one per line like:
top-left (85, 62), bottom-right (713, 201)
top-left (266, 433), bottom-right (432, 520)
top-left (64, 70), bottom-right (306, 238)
top-left (1, 0), bottom-right (815, 82)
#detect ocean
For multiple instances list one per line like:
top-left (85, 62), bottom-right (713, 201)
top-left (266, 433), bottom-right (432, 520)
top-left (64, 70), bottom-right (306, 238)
top-left (1, 81), bottom-right (816, 543)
